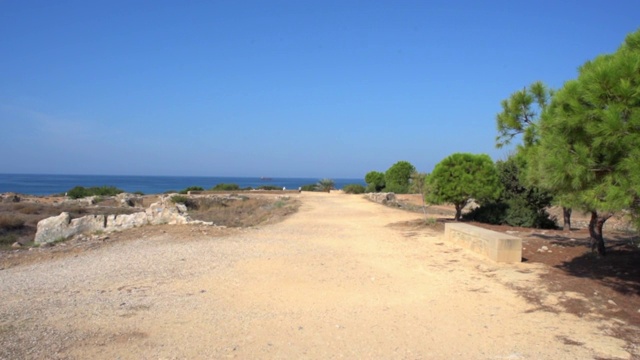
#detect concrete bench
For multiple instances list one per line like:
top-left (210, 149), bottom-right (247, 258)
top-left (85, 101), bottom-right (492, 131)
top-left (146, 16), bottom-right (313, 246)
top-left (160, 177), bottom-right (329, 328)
top-left (444, 223), bottom-right (522, 263)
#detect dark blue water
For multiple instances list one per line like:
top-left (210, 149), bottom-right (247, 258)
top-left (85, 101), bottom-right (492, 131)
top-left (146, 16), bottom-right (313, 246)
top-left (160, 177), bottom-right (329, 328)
top-left (0, 174), bottom-right (366, 196)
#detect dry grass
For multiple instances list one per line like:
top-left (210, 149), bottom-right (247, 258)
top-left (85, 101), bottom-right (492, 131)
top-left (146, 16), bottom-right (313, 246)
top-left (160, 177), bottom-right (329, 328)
top-left (189, 196), bottom-right (299, 227)
top-left (0, 215), bottom-right (25, 231)
top-left (0, 194), bottom-right (299, 250)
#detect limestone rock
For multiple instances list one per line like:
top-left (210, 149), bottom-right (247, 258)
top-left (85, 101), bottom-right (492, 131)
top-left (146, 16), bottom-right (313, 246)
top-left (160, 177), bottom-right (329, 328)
top-left (366, 192), bottom-right (397, 205)
top-left (35, 212), bottom-right (74, 244)
top-left (116, 193), bottom-right (144, 207)
top-left (34, 195), bottom-right (200, 244)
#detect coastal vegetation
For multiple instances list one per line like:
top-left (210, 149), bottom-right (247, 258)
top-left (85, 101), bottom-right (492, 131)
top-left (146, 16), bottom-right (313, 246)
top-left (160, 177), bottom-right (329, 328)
top-left (364, 161), bottom-right (416, 194)
top-left (179, 186), bottom-right (204, 194)
top-left (211, 183), bottom-right (241, 191)
top-left (342, 184), bottom-right (365, 194)
top-left (316, 179), bottom-right (335, 193)
top-left (66, 185), bottom-right (124, 199)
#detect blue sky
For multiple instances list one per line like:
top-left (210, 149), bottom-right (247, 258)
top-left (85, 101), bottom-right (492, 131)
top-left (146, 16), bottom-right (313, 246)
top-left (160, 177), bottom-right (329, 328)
top-left (1, 1), bottom-right (638, 178)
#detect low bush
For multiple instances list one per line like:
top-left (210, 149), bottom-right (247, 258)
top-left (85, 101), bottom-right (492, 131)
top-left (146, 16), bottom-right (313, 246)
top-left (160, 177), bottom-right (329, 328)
top-left (67, 185), bottom-right (124, 199)
top-left (0, 215), bottom-right (25, 231)
top-left (300, 184), bottom-right (317, 191)
top-left (0, 233), bottom-right (17, 246)
top-left (211, 183), bottom-right (240, 191)
top-left (463, 200), bottom-right (557, 229)
top-left (343, 184), bottom-right (365, 194)
top-left (179, 186), bottom-right (205, 194)
top-left (463, 202), bottom-right (508, 225)
top-left (170, 195), bottom-right (189, 204)
top-left (383, 183), bottom-right (409, 194)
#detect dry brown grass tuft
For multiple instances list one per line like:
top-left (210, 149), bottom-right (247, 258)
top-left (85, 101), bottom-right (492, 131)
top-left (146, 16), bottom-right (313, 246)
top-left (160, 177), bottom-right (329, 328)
top-left (189, 197), bottom-right (299, 227)
top-left (0, 214), bottom-right (25, 231)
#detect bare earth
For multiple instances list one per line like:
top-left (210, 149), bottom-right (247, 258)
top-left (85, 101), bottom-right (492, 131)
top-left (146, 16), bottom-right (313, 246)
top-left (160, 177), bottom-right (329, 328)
top-left (1, 192), bottom-right (638, 359)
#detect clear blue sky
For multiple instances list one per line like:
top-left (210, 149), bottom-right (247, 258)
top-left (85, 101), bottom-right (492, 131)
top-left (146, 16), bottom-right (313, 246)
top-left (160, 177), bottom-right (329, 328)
top-left (1, 1), bottom-right (638, 178)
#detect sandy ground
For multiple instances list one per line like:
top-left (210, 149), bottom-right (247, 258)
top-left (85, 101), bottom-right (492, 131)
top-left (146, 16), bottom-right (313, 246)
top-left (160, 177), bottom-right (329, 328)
top-left (1, 192), bottom-right (637, 359)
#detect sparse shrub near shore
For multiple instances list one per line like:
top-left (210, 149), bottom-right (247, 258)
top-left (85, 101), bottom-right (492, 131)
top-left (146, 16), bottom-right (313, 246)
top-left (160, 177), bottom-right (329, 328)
top-left (67, 185), bottom-right (124, 199)
top-left (211, 183), bottom-right (240, 191)
top-left (179, 186), bottom-right (204, 194)
top-left (343, 184), bottom-right (365, 194)
top-left (316, 179), bottom-right (335, 192)
top-left (300, 184), bottom-right (317, 191)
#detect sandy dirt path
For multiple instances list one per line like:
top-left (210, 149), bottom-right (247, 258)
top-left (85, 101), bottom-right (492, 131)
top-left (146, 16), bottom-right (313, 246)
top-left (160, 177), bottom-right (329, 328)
top-left (0, 192), bottom-right (635, 359)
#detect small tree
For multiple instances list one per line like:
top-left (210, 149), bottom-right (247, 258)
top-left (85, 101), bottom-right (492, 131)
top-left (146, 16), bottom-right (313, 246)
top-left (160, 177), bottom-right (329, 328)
top-left (464, 156), bottom-right (555, 228)
top-left (364, 171), bottom-right (386, 192)
top-left (384, 161), bottom-right (416, 194)
top-left (409, 171), bottom-right (430, 220)
top-left (427, 153), bottom-right (501, 221)
top-left (316, 178), bottom-right (335, 193)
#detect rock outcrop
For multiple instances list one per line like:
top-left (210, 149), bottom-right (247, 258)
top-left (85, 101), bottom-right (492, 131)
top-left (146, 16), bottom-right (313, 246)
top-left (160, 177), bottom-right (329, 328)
top-left (34, 195), bottom-right (210, 244)
top-left (365, 192), bottom-right (397, 206)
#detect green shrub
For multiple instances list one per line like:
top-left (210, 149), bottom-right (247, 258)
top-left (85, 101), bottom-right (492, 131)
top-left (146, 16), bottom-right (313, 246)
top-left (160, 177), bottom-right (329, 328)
top-left (170, 195), bottom-right (189, 204)
top-left (211, 183), bottom-right (240, 191)
top-left (0, 233), bottom-right (17, 246)
top-left (463, 200), bottom-right (557, 229)
top-left (0, 215), bottom-right (25, 231)
top-left (170, 195), bottom-right (198, 209)
top-left (179, 186), bottom-right (205, 194)
top-left (133, 191), bottom-right (145, 195)
top-left (383, 183), bottom-right (408, 194)
top-left (343, 184), bottom-right (365, 194)
top-left (463, 202), bottom-right (508, 225)
top-left (300, 184), bottom-right (318, 191)
top-left (67, 185), bottom-right (124, 199)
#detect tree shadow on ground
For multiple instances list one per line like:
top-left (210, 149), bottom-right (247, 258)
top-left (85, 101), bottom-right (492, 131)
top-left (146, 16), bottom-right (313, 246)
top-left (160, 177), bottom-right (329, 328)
top-left (551, 238), bottom-right (640, 296)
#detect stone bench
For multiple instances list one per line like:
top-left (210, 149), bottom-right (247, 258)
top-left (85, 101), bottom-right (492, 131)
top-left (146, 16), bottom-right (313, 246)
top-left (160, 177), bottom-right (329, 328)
top-left (444, 223), bottom-right (522, 263)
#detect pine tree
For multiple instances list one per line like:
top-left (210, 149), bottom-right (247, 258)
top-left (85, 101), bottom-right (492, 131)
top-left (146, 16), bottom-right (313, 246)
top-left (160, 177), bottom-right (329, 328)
top-left (533, 29), bottom-right (640, 255)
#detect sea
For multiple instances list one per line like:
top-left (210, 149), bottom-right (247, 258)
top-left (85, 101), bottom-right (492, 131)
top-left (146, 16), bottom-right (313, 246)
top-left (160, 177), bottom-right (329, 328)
top-left (0, 174), bottom-right (366, 196)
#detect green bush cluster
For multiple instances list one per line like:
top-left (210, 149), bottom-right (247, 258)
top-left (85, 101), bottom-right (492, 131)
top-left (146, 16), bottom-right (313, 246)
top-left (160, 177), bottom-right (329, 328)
top-left (300, 184), bottom-right (318, 191)
top-left (211, 183), bottom-right (240, 191)
top-left (462, 157), bottom-right (556, 229)
top-left (364, 161), bottom-right (415, 194)
top-left (170, 195), bottom-right (199, 209)
top-left (179, 186), bottom-right (205, 194)
top-left (66, 185), bottom-right (124, 199)
top-left (343, 184), bottom-right (365, 194)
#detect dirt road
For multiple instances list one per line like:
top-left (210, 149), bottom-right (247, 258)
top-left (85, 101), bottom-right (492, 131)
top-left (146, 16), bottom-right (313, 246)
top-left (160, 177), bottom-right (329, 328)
top-left (0, 192), bottom-right (636, 359)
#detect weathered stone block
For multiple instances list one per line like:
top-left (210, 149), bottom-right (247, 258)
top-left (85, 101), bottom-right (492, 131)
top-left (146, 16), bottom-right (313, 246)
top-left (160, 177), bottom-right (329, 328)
top-left (444, 223), bottom-right (522, 263)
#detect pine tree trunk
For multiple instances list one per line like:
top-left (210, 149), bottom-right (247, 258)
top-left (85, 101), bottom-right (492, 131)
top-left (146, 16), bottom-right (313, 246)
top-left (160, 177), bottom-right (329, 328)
top-left (562, 207), bottom-right (572, 231)
top-left (588, 211), bottom-right (610, 256)
top-left (454, 204), bottom-right (463, 221)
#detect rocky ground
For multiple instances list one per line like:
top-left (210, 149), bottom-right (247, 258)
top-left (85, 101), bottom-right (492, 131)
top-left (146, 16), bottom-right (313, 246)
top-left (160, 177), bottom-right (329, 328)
top-left (0, 192), bottom-right (639, 359)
